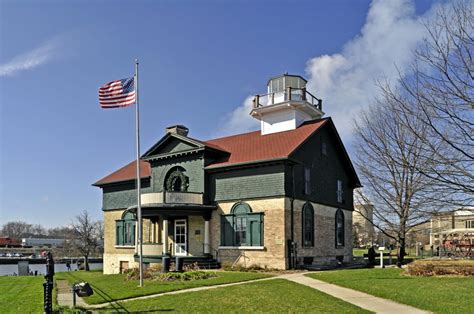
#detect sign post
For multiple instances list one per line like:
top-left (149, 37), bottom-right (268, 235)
top-left (378, 246), bottom-right (385, 268)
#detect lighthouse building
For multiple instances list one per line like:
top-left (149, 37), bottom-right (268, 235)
top-left (94, 74), bottom-right (360, 273)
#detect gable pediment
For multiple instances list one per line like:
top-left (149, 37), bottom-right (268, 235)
top-left (142, 134), bottom-right (204, 160)
top-left (142, 133), bottom-right (230, 162)
top-left (159, 137), bottom-right (198, 154)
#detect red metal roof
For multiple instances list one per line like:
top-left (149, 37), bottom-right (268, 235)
top-left (93, 160), bottom-right (151, 186)
top-left (94, 118), bottom-right (328, 186)
top-left (204, 118), bottom-right (328, 168)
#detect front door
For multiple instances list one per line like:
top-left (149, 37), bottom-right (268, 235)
top-left (174, 219), bottom-right (187, 256)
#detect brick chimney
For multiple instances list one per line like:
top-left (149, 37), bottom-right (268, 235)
top-left (165, 125), bottom-right (189, 137)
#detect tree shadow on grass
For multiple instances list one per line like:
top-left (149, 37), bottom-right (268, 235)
top-left (97, 309), bottom-right (175, 313)
top-left (58, 272), bottom-right (129, 313)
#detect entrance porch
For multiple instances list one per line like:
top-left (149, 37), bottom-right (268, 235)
top-left (127, 199), bottom-right (217, 265)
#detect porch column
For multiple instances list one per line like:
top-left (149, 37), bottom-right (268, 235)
top-left (162, 217), bottom-right (169, 255)
top-left (204, 219), bottom-right (210, 255)
top-left (134, 218), bottom-right (139, 254)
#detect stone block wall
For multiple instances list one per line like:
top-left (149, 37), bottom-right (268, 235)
top-left (291, 199), bottom-right (353, 264)
top-left (103, 209), bottom-right (136, 274)
top-left (211, 197), bottom-right (287, 269)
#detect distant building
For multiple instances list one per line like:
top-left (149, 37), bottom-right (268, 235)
top-left (352, 203), bottom-right (375, 247)
top-left (94, 74), bottom-right (361, 274)
top-left (430, 208), bottom-right (474, 247)
top-left (21, 238), bottom-right (66, 248)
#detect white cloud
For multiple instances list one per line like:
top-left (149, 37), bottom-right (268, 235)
top-left (0, 38), bottom-right (59, 77)
top-left (305, 0), bottom-right (433, 140)
top-left (215, 96), bottom-right (259, 137)
top-left (217, 0), bottom-right (447, 140)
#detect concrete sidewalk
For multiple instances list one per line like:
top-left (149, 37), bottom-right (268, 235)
top-left (56, 280), bottom-right (87, 308)
top-left (58, 272), bottom-right (431, 313)
top-left (281, 273), bottom-right (431, 314)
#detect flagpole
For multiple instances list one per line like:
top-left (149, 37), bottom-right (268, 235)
top-left (135, 59), bottom-right (144, 287)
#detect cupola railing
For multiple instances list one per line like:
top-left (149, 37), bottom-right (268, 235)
top-left (252, 87), bottom-right (323, 111)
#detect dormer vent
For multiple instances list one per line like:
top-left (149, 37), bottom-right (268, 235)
top-left (166, 125), bottom-right (189, 137)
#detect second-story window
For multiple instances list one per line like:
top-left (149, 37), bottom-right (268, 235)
top-left (337, 180), bottom-right (343, 203)
top-left (304, 167), bottom-right (311, 195)
top-left (165, 167), bottom-right (189, 192)
top-left (465, 220), bottom-right (474, 229)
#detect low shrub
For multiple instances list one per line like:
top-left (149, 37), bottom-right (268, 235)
top-left (155, 270), bottom-right (217, 282)
top-left (221, 262), bottom-right (276, 272)
top-left (406, 259), bottom-right (474, 276)
top-left (183, 262), bottom-right (201, 272)
top-left (124, 264), bottom-right (162, 281)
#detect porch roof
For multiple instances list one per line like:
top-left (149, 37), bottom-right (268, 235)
top-left (127, 203), bottom-right (217, 218)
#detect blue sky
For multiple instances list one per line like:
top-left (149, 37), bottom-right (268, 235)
top-left (0, 0), bottom-right (439, 227)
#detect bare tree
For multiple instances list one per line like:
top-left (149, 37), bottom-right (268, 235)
top-left (392, 2), bottom-right (474, 205)
top-left (71, 211), bottom-right (101, 271)
top-left (1, 221), bottom-right (34, 238)
top-left (354, 93), bottom-right (443, 266)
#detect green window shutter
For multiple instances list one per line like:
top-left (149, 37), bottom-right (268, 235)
top-left (131, 222), bottom-right (136, 245)
top-left (116, 220), bottom-right (124, 245)
top-left (248, 213), bottom-right (263, 246)
top-left (221, 215), bottom-right (234, 246)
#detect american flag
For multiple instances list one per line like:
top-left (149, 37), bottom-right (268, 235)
top-left (99, 77), bottom-right (136, 108)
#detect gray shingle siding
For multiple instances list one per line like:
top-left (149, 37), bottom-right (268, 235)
top-left (208, 164), bottom-right (286, 201)
top-left (102, 179), bottom-right (151, 210)
top-left (289, 126), bottom-right (354, 211)
top-left (150, 154), bottom-right (204, 193)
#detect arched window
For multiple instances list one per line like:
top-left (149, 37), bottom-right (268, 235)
top-left (116, 211), bottom-right (136, 246)
top-left (221, 202), bottom-right (263, 247)
top-left (164, 167), bottom-right (189, 192)
top-left (302, 203), bottom-right (314, 247)
top-left (335, 209), bottom-right (345, 247)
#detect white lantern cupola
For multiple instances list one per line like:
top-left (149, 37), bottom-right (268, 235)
top-left (251, 74), bottom-right (324, 135)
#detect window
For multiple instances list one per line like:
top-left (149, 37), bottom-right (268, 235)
top-left (321, 141), bottom-right (327, 156)
top-left (304, 167), bottom-right (311, 195)
top-left (235, 217), bottom-right (247, 245)
top-left (337, 180), bottom-right (343, 203)
top-left (221, 202), bottom-right (263, 247)
top-left (116, 211), bottom-right (136, 246)
top-left (302, 203), bottom-right (314, 247)
top-left (465, 220), bottom-right (474, 229)
top-left (335, 209), bottom-right (345, 247)
top-left (165, 167), bottom-right (189, 192)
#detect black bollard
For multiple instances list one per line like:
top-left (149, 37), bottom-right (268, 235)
top-left (176, 257), bottom-right (183, 272)
top-left (43, 252), bottom-right (54, 314)
top-left (162, 256), bottom-right (170, 273)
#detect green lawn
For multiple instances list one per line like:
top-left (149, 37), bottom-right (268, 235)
top-left (307, 268), bottom-right (474, 314)
top-left (55, 270), bottom-right (272, 304)
top-left (101, 279), bottom-right (371, 313)
top-left (0, 276), bottom-right (44, 314)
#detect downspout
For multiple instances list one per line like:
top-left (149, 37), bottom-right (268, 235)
top-left (291, 164), bottom-right (295, 243)
top-left (290, 164), bottom-right (296, 269)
